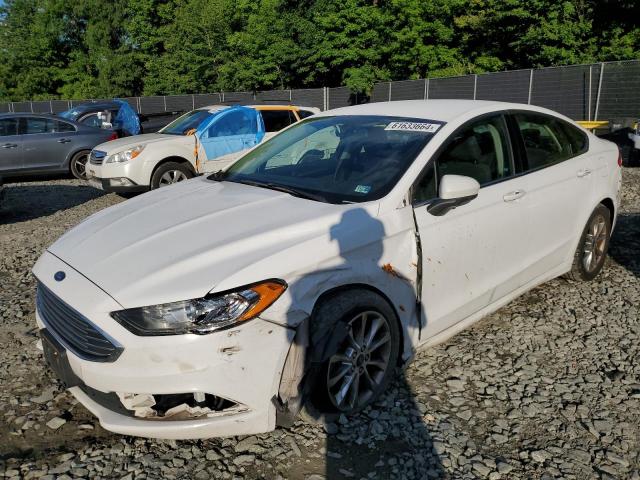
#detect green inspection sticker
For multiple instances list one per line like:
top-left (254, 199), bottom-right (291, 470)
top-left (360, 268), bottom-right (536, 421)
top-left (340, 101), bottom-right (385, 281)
top-left (355, 185), bottom-right (371, 194)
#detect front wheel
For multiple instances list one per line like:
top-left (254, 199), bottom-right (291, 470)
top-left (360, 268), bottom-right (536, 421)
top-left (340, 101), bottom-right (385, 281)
top-left (307, 290), bottom-right (401, 416)
top-left (70, 150), bottom-right (90, 180)
top-left (150, 162), bottom-right (193, 189)
top-left (566, 204), bottom-right (611, 282)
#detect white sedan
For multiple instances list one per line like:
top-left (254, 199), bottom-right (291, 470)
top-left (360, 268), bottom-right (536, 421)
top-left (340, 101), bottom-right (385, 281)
top-left (33, 100), bottom-right (621, 439)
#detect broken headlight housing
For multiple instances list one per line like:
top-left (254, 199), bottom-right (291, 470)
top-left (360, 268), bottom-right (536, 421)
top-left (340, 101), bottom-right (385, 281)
top-left (111, 280), bottom-right (286, 336)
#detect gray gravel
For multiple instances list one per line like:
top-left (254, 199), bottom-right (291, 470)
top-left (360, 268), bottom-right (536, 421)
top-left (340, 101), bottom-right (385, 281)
top-left (0, 171), bottom-right (639, 479)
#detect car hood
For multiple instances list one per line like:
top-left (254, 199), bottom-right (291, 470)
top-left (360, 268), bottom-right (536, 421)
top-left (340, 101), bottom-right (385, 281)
top-left (95, 133), bottom-right (184, 154)
top-left (48, 177), bottom-right (349, 308)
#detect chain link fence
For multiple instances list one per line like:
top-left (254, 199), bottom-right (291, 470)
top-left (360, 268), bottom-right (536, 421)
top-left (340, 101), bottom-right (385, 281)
top-left (1, 60), bottom-right (638, 121)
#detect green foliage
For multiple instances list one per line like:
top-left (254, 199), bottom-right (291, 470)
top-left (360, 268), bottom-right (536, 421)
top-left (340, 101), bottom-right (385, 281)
top-left (0, 0), bottom-right (638, 100)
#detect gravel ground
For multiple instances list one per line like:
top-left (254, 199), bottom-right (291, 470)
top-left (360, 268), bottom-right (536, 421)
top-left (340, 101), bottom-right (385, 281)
top-left (0, 170), bottom-right (638, 479)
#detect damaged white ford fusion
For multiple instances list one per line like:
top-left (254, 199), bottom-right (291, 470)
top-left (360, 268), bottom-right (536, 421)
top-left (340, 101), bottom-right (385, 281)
top-left (33, 100), bottom-right (621, 439)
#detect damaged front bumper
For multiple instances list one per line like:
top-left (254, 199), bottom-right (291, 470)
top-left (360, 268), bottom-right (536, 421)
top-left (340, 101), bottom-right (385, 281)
top-left (33, 251), bottom-right (295, 439)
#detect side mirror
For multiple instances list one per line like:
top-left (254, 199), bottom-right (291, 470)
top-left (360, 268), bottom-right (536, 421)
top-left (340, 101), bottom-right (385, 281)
top-left (427, 174), bottom-right (480, 216)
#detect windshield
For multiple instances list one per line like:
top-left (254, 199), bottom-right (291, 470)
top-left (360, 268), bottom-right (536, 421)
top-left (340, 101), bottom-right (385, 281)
top-left (160, 109), bottom-right (214, 135)
top-left (218, 115), bottom-right (443, 203)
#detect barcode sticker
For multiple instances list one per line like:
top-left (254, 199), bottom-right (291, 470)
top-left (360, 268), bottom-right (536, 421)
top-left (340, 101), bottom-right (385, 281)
top-left (385, 122), bottom-right (441, 133)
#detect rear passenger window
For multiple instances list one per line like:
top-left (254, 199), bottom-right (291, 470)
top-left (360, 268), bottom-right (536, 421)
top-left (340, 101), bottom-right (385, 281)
top-left (23, 117), bottom-right (54, 134)
top-left (0, 118), bottom-right (18, 136)
top-left (435, 115), bottom-right (512, 187)
top-left (261, 110), bottom-right (295, 132)
top-left (561, 122), bottom-right (588, 156)
top-left (514, 113), bottom-right (585, 171)
top-left (54, 120), bottom-right (76, 133)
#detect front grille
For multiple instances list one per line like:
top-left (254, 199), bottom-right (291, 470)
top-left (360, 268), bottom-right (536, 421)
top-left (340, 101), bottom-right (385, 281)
top-left (36, 282), bottom-right (122, 362)
top-left (89, 150), bottom-right (107, 165)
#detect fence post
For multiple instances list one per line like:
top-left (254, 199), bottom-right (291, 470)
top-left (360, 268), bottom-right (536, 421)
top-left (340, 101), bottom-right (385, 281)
top-left (388, 82), bottom-right (392, 102)
top-left (163, 95), bottom-right (167, 112)
top-left (192, 95), bottom-right (195, 110)
top-left (221, 91), bottom-right (225, 103)
top-left (527, 69), bottom-right (534, 104)
top-left (30, 101), bottom-right (34, 113)
top-left (473, 74), bottom-right (477, 100)
top-left (323, 87), bottom-right (328, 111)
top-left (594, 62), bottom-right (604, 121)
top-left (136, 97), bottom-right (141, 113)
top-left (49, 99), bottom-right (53, 113)
top-left (588, 66), bottom-right (592, 121)
top-left (289, 89), bottom-right (292, 102)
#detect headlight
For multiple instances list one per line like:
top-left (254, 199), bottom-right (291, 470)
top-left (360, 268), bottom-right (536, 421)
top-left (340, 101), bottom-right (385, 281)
top-left (105, 145), bottom-right (146, 164)
top-left (111, 280), bottom-right (286, 336)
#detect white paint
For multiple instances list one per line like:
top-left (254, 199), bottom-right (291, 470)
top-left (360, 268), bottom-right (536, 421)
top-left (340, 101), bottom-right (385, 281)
top-left (438, 174), bottom-right (480, 199)
top-left (33, 99), bottom-right (622, 439)
top-left (87, 105), bottom-right (320, 190)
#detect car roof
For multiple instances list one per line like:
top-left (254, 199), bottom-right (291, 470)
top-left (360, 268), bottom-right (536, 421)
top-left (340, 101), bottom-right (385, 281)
top-left (0, 112), bottom-right (65, 119)
top-left (66, 101), bottom-right (122, 112)
top-left (0, 112), bottom-right (85, 126)
top-left (317, 99), bottom-right (564, 123)
top-left (197, 104), bottom-right (319, 113)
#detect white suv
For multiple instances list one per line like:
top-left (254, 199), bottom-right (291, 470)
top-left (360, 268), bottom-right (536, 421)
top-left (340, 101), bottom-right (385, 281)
top-left (86, 104), bottom-right (319, 193)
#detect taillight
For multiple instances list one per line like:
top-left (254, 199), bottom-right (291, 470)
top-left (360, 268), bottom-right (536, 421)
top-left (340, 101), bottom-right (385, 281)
top-left (618, 149), bottom-right (623, 167)
top-left (108, 132), bottom-right (118, 141)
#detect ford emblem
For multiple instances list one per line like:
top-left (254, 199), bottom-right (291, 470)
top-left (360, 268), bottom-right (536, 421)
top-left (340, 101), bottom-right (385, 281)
top-left (54, 271), bottom-right (66, 282)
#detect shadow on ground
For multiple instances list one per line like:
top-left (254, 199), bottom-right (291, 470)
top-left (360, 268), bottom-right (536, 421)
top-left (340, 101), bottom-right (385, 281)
top-left (608, 213), bottom-right (640, 277)
top-left (0, 183), bottom-right (106, 225)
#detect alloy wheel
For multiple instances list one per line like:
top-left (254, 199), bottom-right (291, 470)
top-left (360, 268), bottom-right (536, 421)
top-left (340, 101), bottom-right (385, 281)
top-left (582, 213), bottom-right (607, 273)
top-left (158, 170), bottom-right (188, 187)
top-left (73, 154), bottom-right (88, 180)
top-left (326, 310), bottom-right (392, 412)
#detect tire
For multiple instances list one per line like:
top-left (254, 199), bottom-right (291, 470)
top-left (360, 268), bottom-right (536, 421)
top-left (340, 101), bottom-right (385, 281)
top-left (566, 204), bottom-right (611, 282)
top-left (306, 290), bottom-right (401, 417)
top-left (70, 150), bottom-right (90, 180)
top-left (150, 162), bottom-right (193, 189)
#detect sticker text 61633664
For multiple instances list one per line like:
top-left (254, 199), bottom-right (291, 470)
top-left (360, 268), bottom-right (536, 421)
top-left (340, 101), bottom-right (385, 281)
top-left (385, 122), bottom-right (441, 133)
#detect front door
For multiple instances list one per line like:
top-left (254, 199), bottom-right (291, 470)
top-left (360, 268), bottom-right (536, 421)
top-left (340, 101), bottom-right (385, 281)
top-left (412, 113), bottom-right (529, 339)
top-left (21, 117), bottom-right (79, 171)
top-left (198, 107), bottom-right (264, 169)
top-left (0, 117), bottom-right (23, 172)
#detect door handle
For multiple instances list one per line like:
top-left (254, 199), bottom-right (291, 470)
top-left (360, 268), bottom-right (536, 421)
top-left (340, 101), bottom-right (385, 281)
top-left (57, 138), bottom-right (71, 143)
top-left (577, 168), bottom-right (592, 178)
top-left (2, 143), bottom-right (17, 149)
top-left (503, 190), bottom-right (526, 202)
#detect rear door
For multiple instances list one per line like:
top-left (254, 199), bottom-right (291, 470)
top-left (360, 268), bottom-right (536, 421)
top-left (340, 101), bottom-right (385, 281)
top-left (0, 117), bottom-right (23, 173)
top-left (413, 113), bottom-right (530, 338)
top-left (21, 117), bottom-right (79, 171)
top-left (507, 111), bottom-right (593, 280)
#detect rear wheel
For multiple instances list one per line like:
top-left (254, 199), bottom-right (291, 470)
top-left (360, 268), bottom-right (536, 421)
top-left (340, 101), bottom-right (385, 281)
top-left (566, 204), bottom-right (611, 282)
top-left (150, 162), bottom-right (193, 189)
top-left (307, 290), bottom-right (400, 416)
top-left (70, 150), bottom-right (90, 180)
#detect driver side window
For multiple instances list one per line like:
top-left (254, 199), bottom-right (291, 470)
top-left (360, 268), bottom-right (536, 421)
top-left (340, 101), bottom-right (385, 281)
top-left (207, 110), bottom-right (253, 138)
top-left (412, 114), bottom-right (513, 204)
top-left (436, 115), bottom-right (512, 186)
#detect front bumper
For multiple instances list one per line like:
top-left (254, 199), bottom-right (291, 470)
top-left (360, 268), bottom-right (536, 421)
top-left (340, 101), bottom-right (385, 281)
top-left (87, 176), bottom-right (148, 194)
top-left (85, 156), bottom-right (153, 191)
top-left (33, 251), bottom-right (294, 439)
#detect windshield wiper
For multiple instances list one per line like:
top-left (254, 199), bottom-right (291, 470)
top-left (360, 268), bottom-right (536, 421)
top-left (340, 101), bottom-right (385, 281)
top-left (209, 170), bottom-right (227, 181)
top-left (236, 180), bottom-right (327, 202)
